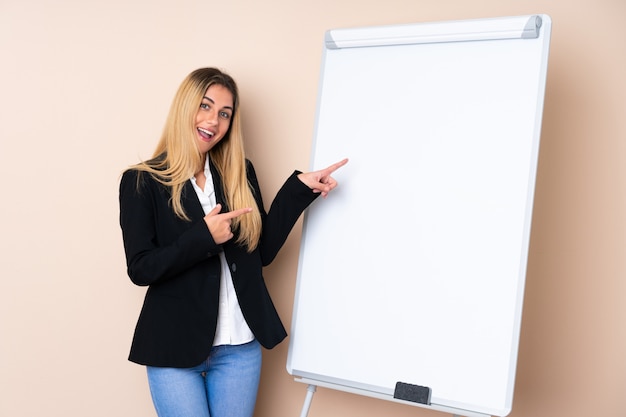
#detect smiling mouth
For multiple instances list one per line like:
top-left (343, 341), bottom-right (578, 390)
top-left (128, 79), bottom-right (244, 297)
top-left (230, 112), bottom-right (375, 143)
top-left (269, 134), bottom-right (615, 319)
top-left (198, 128), bottom-right (215, 141)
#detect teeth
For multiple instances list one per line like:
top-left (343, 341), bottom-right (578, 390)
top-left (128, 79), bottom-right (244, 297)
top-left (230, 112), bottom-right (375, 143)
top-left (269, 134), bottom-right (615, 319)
top-left (198, 128), bottom-right (214, 137)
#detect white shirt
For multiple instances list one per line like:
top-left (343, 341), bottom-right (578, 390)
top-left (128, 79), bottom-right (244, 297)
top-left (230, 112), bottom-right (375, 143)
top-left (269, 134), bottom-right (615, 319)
top-left (190, 158), bottom-right (255, 346)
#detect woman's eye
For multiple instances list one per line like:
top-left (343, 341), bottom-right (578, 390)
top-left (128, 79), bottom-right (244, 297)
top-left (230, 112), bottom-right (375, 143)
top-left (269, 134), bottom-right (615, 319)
top-left (200, 103), bottom-right (209, 110)
top-left (220, 112), bottom-right (231, 119)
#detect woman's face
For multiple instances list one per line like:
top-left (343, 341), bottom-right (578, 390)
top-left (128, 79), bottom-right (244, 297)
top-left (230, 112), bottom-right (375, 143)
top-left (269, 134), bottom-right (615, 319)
top-left (195, 84), bottom-right (234, 154)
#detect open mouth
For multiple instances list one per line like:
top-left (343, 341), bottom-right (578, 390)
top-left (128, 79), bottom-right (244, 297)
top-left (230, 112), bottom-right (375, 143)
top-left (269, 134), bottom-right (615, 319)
top-left (198, 128), bottom-right (215, 141)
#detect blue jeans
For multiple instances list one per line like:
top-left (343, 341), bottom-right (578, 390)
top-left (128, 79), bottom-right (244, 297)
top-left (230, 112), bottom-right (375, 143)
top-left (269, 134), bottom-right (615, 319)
top-left (146, 340), bottom-right (262, 417)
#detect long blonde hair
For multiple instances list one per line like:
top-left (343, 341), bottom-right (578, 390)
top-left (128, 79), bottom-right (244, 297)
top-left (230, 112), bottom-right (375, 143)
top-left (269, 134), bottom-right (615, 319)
top-left (132, 68), bottom-right (262, 252)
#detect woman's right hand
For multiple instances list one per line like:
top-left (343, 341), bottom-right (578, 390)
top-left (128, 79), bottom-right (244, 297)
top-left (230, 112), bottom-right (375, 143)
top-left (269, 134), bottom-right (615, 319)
top-left (204, 204), bottom-right (252, 244)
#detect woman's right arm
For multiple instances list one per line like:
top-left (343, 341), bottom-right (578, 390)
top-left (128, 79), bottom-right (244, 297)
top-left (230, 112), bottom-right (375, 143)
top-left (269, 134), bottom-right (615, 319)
top-left (119, 169), bottom-right (220, 286)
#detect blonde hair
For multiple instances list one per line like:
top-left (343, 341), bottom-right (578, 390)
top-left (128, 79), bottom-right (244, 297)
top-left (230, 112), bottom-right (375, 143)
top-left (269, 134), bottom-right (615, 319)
top-left (131, 68), bottom-right (262, 252)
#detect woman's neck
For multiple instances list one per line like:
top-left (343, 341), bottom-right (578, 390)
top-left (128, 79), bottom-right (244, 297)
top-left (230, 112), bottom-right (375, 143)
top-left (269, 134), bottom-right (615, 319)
top-left (194, 154), bottom-right (208, 190)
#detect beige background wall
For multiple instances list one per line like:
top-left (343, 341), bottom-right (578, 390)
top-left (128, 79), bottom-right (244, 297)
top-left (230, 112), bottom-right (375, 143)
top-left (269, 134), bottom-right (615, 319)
top-left (0, 1), bottom-right (624, 416)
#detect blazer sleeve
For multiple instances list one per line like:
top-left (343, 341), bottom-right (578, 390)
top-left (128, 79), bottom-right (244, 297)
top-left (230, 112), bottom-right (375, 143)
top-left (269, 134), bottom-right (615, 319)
top-left (119, 169), bottom-right (221, 286)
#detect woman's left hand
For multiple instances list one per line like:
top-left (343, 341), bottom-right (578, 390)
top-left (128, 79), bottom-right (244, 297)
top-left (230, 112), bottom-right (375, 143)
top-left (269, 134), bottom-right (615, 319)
top-left (298, 158), bottom-right (348, 198)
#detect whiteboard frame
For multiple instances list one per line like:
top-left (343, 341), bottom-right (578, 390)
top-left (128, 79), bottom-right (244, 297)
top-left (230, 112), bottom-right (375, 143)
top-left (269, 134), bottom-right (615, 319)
top-left (287, 14), bottom-right (551, 417)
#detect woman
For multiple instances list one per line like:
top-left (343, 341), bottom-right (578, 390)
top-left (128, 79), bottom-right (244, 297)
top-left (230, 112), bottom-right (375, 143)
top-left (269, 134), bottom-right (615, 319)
top-left (119, 67), bottom-right (347, 417)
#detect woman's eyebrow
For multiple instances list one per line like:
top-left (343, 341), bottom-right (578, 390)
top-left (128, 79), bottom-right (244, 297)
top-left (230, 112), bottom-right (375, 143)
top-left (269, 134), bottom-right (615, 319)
top-left (202, 96), bottom-right (233, 111)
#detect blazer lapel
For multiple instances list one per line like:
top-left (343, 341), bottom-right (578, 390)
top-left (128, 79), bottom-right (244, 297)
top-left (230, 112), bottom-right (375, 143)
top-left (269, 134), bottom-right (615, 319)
top-left (180, 160), bottom-right (229, 221)
top-left (181, 180), bottom-right (206, 221)
top-left (209, 161), bottom-right (229, 212)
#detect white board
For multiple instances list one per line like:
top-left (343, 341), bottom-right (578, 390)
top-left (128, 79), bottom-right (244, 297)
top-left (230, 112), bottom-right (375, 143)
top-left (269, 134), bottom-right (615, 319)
top-left (287, 15), bottom-right (551, 417)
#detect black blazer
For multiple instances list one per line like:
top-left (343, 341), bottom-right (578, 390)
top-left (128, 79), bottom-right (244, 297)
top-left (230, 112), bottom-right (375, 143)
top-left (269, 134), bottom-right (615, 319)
top-left (119, 159), bottom-right (318, 367)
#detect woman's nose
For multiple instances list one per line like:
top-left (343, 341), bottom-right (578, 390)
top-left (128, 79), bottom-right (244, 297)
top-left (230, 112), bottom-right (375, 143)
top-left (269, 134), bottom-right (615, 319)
top-left (206, 110), bottom-right (218, 125)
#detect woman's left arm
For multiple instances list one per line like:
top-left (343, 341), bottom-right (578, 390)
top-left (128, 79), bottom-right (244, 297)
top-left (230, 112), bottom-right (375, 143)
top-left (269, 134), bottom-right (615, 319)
top-left (250, 158), bottom-right (348, 265)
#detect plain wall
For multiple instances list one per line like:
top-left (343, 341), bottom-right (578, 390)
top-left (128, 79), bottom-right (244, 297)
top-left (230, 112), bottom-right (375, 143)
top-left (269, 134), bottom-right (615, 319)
top-left (0, 1), bottom-right (623, 416)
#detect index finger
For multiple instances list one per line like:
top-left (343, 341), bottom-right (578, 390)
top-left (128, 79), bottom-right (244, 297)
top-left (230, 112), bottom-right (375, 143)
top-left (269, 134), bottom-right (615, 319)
top-left (220, 207), bottom-right (253, 220)
top-left (321, 158), bottom-right (349, 175)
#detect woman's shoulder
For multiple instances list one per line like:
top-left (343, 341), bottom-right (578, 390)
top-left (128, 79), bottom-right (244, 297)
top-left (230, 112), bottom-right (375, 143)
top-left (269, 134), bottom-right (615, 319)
top-left (122, 154), bottom-right (167, 178)
top-left (120, 167), bottom-right (150, 196)
top-left (120, 159), bottom-right (167, 192)
top-left (245, 158), bottom-right (258, 177)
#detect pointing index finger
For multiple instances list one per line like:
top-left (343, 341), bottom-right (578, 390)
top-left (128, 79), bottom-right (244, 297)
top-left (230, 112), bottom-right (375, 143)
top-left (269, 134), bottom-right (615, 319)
top-left (323, 158), bottom-right (349, 175)
top-left (222, 207), bottom-right (253, 220)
